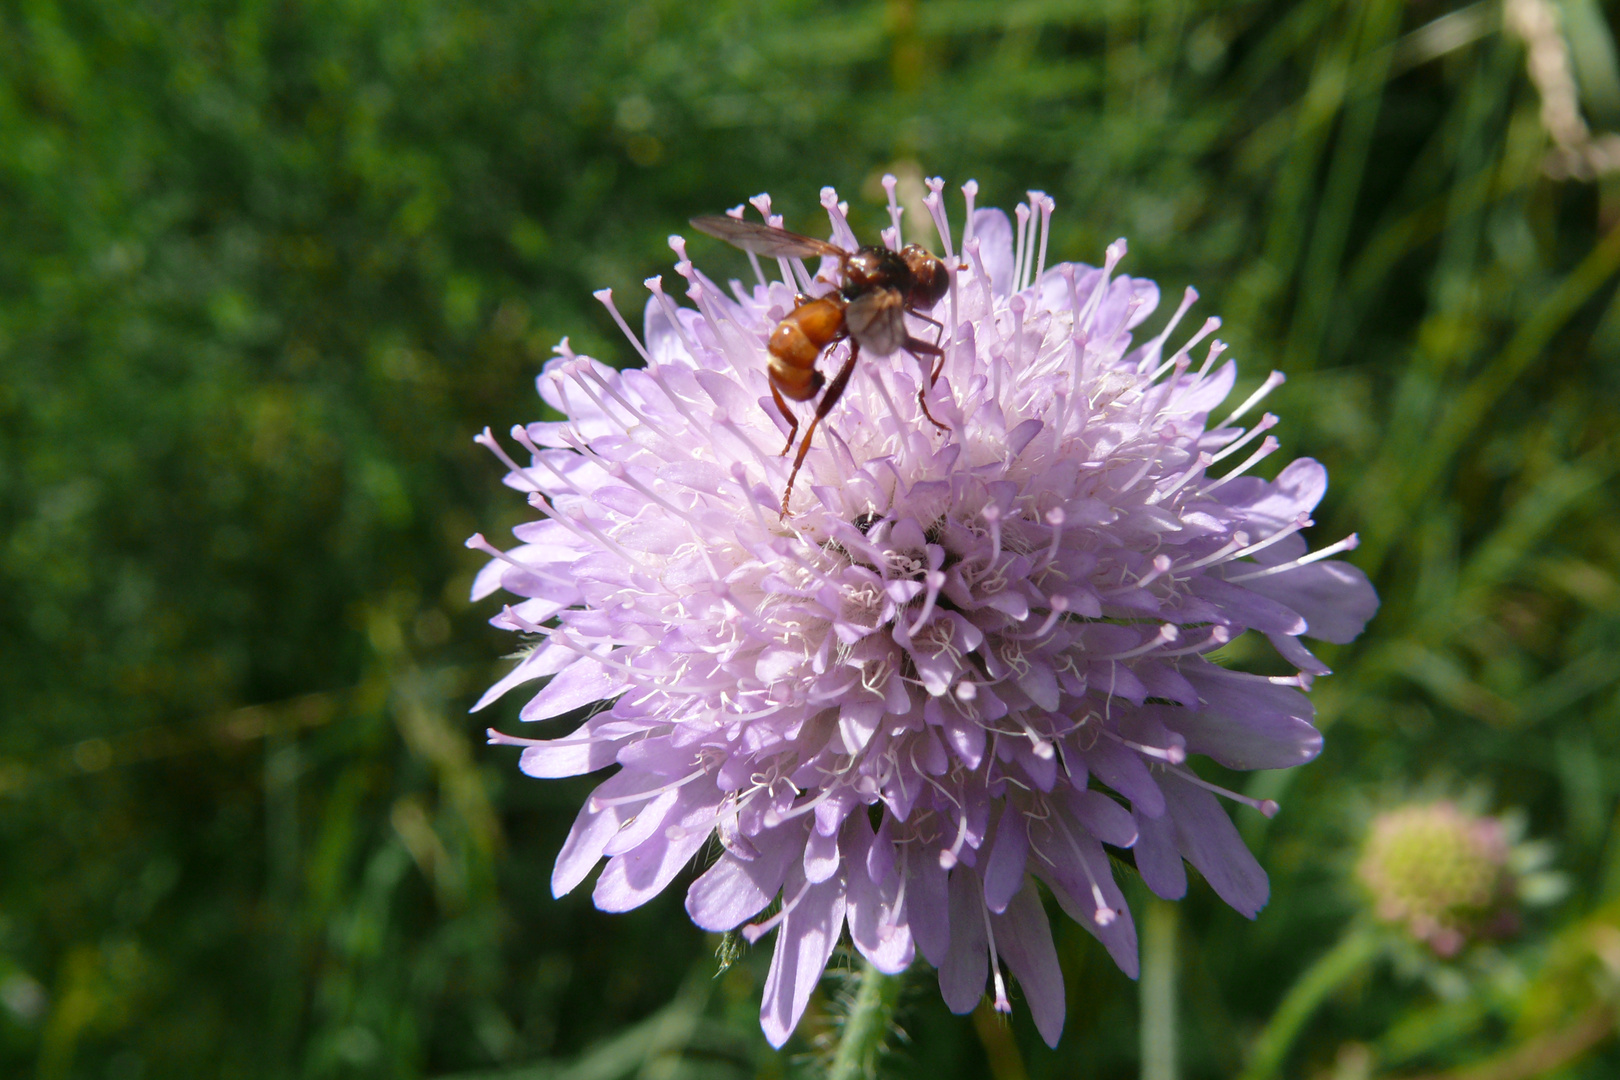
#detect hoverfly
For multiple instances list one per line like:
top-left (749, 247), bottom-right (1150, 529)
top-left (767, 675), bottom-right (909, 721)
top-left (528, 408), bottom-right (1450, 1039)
top-left (689, 213), bottom-right (953, 516)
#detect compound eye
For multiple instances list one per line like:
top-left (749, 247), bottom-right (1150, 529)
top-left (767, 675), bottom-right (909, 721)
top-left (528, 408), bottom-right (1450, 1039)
top-left (905, 251), bottom-right (949, 309)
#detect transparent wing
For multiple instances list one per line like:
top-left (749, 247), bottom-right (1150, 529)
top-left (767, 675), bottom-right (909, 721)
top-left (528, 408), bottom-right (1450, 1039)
top-left (844, 287), bottom-right (907, 356)
top-left (688, 215), bottom-right (846, 260)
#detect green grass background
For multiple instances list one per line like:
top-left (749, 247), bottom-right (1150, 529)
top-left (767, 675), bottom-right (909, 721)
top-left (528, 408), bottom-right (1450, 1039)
top-left (3, 1), bottom-right (1619, 1077)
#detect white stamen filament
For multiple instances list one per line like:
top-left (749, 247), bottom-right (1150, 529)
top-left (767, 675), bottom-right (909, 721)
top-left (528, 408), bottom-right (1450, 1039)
top-left (646, 275), bottom-right (698, 356)
top-left (820, 186), bottom-right (860, 252)
top-left (1077, 240), bottom-right (1126, 327)
top-left (573, 360), bottom-right (680, 446)
top-left (744, 248), bottom-right (767, 288)
top-left (1199, 436), bottom-right (1280, 496)
top-left (1148, 340), bottom-right (1195, 384)
top-left (1217, 370), bottom-right (1286, 428)
top-left (474, 427), bottom-right (542, 492)
top-left (1101, 727), bottom-right (1187, 764)
top-left (560, 363), bottom-right (640, 437)
top-left (1022, 594), bottom-right (1070, 640)
top-left (1226, 533), bottom-right (1361, 582)
top-left (1209, 413), bottom-right (1279, 464)
top-left (863, 363), bottom-right (913, 456)
top-left (1033, 192), bottom-right (1054, 290)
top-left (639, 366), bottom-right (705, 430)
top-left (667, 233), bottom-right (691, 268)
top-left (1224, 513), bottom-right (1313, 564)
top-left (938, 806), bottom-right (973, 869)
top-left (1042, 507), bottom-right (1066, 566)
top-left (592, 288), bottom-right (651, 362)
top-left (790, 257), bottom-right (817, 296)
top-left (765, 785), bottom-right (840, 827)
top-left (526, 629), bottom-right (655, 681)
top-left (882, 173), bottom-right (903, 247)
top-left (1014, 715), bottom-right (1056, 759)
top-left (982, 504), bottom-right (1004, 569)
top-left (731, 463), bottom-right (773, 533)
top-left (881, 870), bottom-right (909, 932)
top-left (742, 874), bottom-right (815, 944)
top-left (1132, 554), bottom-right (1175, 591)
top-left (906, 570), bottom-right (948, 638)
top-left (714, 418), bottom-right (790, 484)
top-left (1060, 262), bottom-right (1082, 321)
top-left (961, 180), bottom-right (979, 248)
top-left (527, 492), bottom-right (646, 569)
top-left (589, 767), bottom-right (706, 812)
top-left (1137, 286), bottom-right (1199, 375)
top-left (1177, 533), bottom-right (1251, 573)
top-left (1051, 813), bottom-right (1118, 926)
top-left (521, 434), bottom-right (593, 498)
top-left (1167, 764), bottom-right (1279, 817)
top-left (772, 255), bottom-right (795, 290)
top-left (1118, 441), bottom-right (1166, 497)
top-left (981, 899), bottom-right (1013, 1013)
top-left (600, 461), bottom-right (691, 523)
top-left (1018, 195), bottom-right (1039, 293)
top-left (495, 603), bottom-right (550, 635)
top-left (1195, 338), bottom-right (1229, 379)
top-left (923, 177), bottom-right (962, 381)
top-left (1012, 202), bottom-right (1030, 294)
top-left (1147, 452), bottom-right (1213, 505)
top-left (1161, 316), bottom-right (1221, 376)
top-left (1155, 625), bottom-right (1232, 657)
top-left (1007, 295), bottom-right (1028, 399)
top-left (742, 202), bottom-right (790, 287)
top-left (465, 532), bottom-right (574, 585)
top-left (1095, 624), bottom-right (1179, 662)
top-left (923, 176), bottom-right (955, 259)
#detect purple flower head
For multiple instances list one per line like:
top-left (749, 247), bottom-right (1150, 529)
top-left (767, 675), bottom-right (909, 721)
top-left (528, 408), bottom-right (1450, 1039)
top-left (469, 178), bottom-right (1378, 1048)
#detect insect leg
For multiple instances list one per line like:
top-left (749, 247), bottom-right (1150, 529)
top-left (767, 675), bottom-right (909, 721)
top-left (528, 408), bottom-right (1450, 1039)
top-left (781, 343), bottom-right (860, 517)
top-left (904, 335), bottom-right (951, 431)
top-left (768, 379), bottom-right (800, 456)
top-left (910, 310), bottom-right (945, 343)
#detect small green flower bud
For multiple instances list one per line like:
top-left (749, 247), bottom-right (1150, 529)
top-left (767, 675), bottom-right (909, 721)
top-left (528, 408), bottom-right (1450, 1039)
top-left (1355, 802), bottom-right (1512, 956)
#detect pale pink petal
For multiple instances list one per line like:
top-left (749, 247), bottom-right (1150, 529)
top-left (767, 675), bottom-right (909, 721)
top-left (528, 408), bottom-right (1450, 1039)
top-left (760, 869), bottom-right (847, 1048)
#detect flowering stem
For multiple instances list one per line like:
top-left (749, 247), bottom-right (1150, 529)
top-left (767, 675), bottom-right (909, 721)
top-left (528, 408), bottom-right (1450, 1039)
top-left (1140, 898), bottom-right (1179, 1080)
top-left (827, 960), bottom-right (903, 1080)
top-left (972, 998), bottom-right (1029, 1080)
top-left (1237, 925), bottom-right (1382, 1080)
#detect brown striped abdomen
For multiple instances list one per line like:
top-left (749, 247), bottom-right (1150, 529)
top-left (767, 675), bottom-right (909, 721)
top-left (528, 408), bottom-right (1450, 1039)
top-left (767, 296), bottom-right (845, 401)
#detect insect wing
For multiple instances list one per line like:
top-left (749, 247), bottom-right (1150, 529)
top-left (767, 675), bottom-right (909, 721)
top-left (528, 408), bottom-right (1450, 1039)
top-left (688, 215), bottom-right (845, 260)
top-left (843, 287), bottom-right (908, 356)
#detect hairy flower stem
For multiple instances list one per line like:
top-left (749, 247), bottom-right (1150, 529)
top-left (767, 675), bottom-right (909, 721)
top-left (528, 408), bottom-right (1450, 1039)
top-left (1238, 925), bottom-right (1382, 1080)
top-left (1140, 899), bottom-right (1179, 1080)
top-left (828, 961), bottom-right (903, 1080)
top-left (972, 999), bottom-right (1029, 1080)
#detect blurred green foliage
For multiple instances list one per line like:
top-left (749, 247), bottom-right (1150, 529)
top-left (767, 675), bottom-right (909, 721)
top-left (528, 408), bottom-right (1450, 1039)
top-left (2, 0), bottom-right (1619, 1077)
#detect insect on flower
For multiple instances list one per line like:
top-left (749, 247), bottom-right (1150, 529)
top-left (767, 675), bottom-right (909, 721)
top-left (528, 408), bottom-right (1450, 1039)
top-left (689, 213), bottom-right (952, 515)
top-left (471, 177), bottom-right (1381, 1049)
